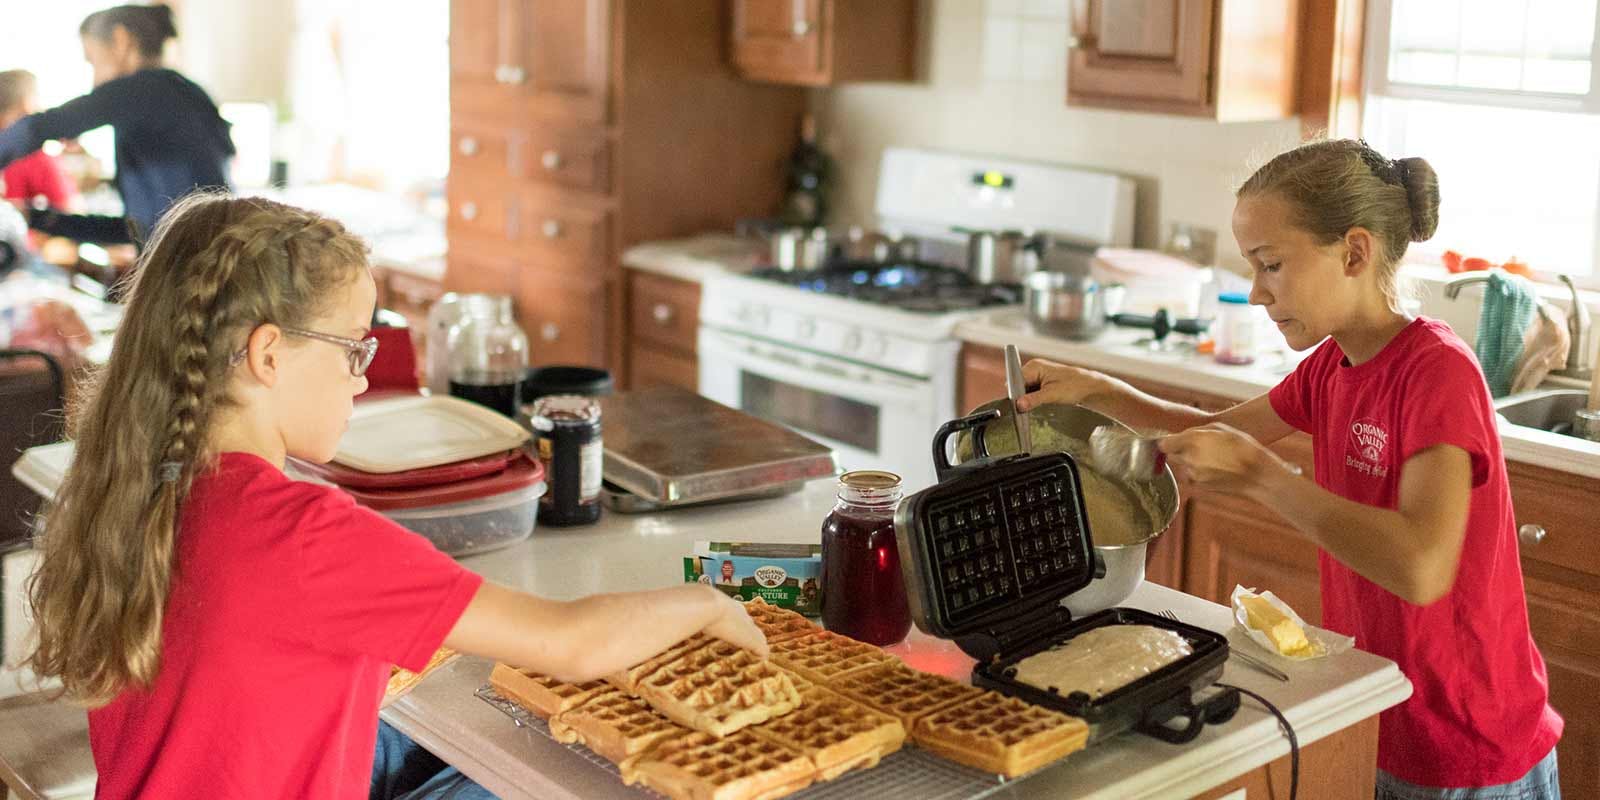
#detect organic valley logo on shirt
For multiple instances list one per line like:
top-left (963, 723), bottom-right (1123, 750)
top-left (1346, 418), bottom-right (1390, 478)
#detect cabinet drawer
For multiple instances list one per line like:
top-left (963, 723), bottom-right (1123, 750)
top-left (731, 0), bottom-right (826, 83)
top-left (516, 270), bottom-right (607, 367)
top-left (516, 190), bottom-right (612, 274)
top-left (447, 177), bottom-right (517, 244)
top-left (452, 126), bottom-right (611, 195)
top-left (629, 271), bottom-right (700, 354)
top-left (444, 242), bottom-right (516, 296)
top-left (1508, 461), bottom-right (1600, 578)
top-left (629, 342), bottom-right (699, 393)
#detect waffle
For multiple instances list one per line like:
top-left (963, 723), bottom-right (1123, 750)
top-left (746, 688), bottom-right (906, 780)
top-left (913, 691), bottom-right (1089, 777)
top-left (608, 634), bottom-right (712, 695)
top-left (384, 647), bottom-right (458, 707)
top-left (742, 597), bottom-right (818, 644)
top-left (622, 729), bottom-right (815, 800)
top-left (548, 687), bottom-right (690, 765)
top-left (828, 663), bottom-right (986, 731)
top-left (635, 638), bottom-right (803, 737)
top-left (768, 631), bottom-right (898, 685)
top-left (489, 663), bottom-right (609, 719)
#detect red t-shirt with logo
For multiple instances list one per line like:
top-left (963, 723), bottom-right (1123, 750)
top-left (1268, 317), bottom-right (1562, 787)
top-left (87, 453), bottom-right (484, 799)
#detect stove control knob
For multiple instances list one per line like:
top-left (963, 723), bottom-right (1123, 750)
top-left (751, 305), bottom-right (771, 329)
top-left (867, 334), bottom-right (890, 358)
top-left (843, 327), bottom-right (864, 353)
top-left (796, 317), bottom-right (817, 340)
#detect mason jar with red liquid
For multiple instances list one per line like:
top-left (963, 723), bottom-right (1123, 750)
top-left (821, 470), bottom-right (911, 645)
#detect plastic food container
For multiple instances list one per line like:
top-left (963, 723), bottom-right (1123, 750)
top-left (350, 454), bottom-right (546, 557)
top-left (1213, 292), bottom-right (1257, 365)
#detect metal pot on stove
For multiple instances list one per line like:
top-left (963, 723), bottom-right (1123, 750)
top-left (947, 400), bottom-right (1178, 618)
top-left (958, 228), bottom-right (1042, 285)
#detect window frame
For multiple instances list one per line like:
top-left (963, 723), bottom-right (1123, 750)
top-left (1362, 0), bottom-right (1600, 289)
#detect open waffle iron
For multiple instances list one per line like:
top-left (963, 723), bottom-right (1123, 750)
top-left (894, 409), bottom-right (1240, 745)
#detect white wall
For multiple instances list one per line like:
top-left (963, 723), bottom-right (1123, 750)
top-left (177, 0), bottom-right (295, 108)
top-left (813, 0), bottom-right (1303, 274)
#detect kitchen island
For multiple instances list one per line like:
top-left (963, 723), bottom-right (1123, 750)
top-left (382, 480), bottom-right (1411, 800)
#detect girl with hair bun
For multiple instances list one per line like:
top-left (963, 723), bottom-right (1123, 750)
top-left (1019, 139), bottom-right (1562, 798)
top-left (0, 4), bottom-right (234, 247)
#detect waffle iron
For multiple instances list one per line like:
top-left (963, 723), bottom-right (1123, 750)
top-left (894, 409), bottom-right (1239, 745)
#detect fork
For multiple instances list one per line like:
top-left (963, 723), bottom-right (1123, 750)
top-left (1158, 609), bottom-right (1291, 683)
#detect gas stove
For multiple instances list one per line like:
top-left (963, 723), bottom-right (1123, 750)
top-left (744, 261), bottom-right (1021, 313)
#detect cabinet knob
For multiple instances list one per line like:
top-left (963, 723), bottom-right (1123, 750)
top-left (540, 322), bottom-right (561, 342)
top-left (541, 219), bottom-right (563, 238)
top-left (1066, 34), bottom-right (1096, 50)
top-left (458, 136), bottom-right (479, 156)
top-left (1518, 524), bottom-right (1547, 548)
top-left (652, 303), bottom-right (674, 324)
top-left (459, 201), bottom-right (478, 221)
top-left (496, 65), bottom-right (526, 84)
top-left (791, 20), bottom-right (811, 36)
top-left (540, 150), bottom-right (563, 170)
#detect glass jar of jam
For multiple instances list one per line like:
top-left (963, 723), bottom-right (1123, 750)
top-left (821, 470), bottom-right (911, 645)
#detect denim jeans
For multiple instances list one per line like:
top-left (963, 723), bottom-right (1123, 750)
top-left (371, 720), bottom-right (500, 800)
top-left (1375, 749), bottom-right (1560, 800)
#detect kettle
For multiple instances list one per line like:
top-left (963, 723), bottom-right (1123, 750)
top-left (959, 228), bottom-right (1042, 285)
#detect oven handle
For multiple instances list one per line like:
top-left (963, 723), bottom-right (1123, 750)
top-left (699, 329), bottom-right (929, 404)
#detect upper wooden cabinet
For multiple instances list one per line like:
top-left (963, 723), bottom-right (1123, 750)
top-left (1067, 0), bottom-right (1301, 120)
top-left (729, 0), bottom-right (916, 87)
top-left (451, 0), bottom-right (612, 123)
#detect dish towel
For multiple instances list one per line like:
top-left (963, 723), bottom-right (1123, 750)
top-left (1474, 271), bottom-right (1538, 398)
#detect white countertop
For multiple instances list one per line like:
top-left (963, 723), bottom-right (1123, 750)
top-left (958, 310), bottom-right (1600, 480)
top-left (382, 481), bottom-right (1411, 800)
top-left (622, 234), bottom-right (766, 284)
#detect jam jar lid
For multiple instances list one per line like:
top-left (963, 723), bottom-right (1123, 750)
top-left (530, 394), bottom-right (601, 429)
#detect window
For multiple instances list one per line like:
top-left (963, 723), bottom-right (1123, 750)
top-left (0, 1), bottom-right (116, 171)
top-left (1363, 0), bottom-right (1600, 280)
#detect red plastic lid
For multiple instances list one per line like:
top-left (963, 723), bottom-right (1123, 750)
top-left (293, 449), bottom-right (519, 490)
top-left (343, 452), bottom-right (545, 511)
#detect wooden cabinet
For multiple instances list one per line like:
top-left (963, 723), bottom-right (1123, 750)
top-left (1067, 0), bottom-right (1301, 120)
top-left (449, 0), bottom-right (807, 372)
top-left (625, 269), bottom-right (701, 391)
top-left (729, 0), bottom-right (916, 86)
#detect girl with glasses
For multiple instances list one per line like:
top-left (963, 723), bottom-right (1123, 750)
top-left (23, 192), bottom-right (767, 800)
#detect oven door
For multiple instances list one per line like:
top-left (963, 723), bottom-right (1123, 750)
top-left (698, 327), bottom-right (939, 487)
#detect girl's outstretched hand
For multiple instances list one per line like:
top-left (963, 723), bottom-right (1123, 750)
top-left (698, 588), bottom-right (770, 658)
top-left (1017, 358), bottom-right (1107, 412)
top-left (1158, 423), bottom-right (1298, 497)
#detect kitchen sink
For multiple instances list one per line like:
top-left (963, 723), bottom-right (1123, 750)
top-left (1493, 388), bottom-right (1589, 435)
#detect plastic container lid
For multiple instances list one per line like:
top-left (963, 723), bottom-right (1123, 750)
top-left (291, 449), bottom-right (519, 490)
top-left (335, 394), bottom-right (530, 473)
top-left (343, 452), bottom-right (545, 510)
top-left (1218, 292), bottom-right (1250, 304)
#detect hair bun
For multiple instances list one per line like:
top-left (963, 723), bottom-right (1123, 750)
top-left (150, 4), bottom-right (178, 39)
top-left (1397, 156), bottom-right (1440, 242)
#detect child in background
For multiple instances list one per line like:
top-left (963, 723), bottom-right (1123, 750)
top-left (24, 193), bottom-right (767, 800)
top-left (0, 70), bottom-right (79, 218)
top-left (1019, 139), bottom-right (1561, 798)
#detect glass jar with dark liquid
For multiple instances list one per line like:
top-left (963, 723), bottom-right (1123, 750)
top-left (445, 295), bottom-right (527, 418)
top-left (821, 470), bottom-right (911, 645)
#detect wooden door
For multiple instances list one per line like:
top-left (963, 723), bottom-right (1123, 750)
top-left (516, 270), bottom-right (608, 367)
top-left (1067, 0), bottom-right (1214, 113)
top-left (1181, 494), bottom-right (1323, 622)
top-left (450, 0), bottom-right (504, 100)
top-left (513, 0), bottom-right (612, 122)
top-left (629, 343), bottom-right (699, 392)
top-left (730, 0), bottom-right (828, 85)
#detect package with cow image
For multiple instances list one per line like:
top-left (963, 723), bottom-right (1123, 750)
top-left (683, 541), bottom-right (823, 616)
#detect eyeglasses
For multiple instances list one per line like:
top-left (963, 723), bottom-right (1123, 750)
top-left (230, 327), bottom-right (380, 377)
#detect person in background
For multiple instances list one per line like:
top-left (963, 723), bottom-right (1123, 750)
top-left (23, 193), bottom-right (767, 799)
top-left (0, 4), bottom-right (233, 247)
top-left (0, 70), bottom-right (80, 219)
top-left (1019, 139), bottom-right (1561, 799)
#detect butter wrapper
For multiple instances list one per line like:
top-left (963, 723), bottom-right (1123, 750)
top-left (684, 541), bottom-right (822, 617)
top-left (1230, 585), bottom-right (1353, 661)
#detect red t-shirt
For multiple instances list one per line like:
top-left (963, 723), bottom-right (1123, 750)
top-left (88, 452), bottom-right (483, 799)
top-left (1269, 317), bottom-right (1562, 787)
top-left (2, 150), bottom-right (76, 208)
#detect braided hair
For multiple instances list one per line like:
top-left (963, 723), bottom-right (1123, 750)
top-left (24, 192), bottom-right (368, 705)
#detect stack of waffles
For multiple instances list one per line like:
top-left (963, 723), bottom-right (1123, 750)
top-left (487, 598), bottom-right (1090, 800)
top-left (383, 646), bottom-right (459, 708)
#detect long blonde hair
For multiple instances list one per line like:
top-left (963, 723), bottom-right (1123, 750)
top-left (25, 193), bottom-right (368, 706)
top-left (1238, 139), bottom-right (1441, 313)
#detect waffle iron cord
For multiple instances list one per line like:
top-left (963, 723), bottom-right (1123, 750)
top-left (1215, 682), bottom-right (1298, 800)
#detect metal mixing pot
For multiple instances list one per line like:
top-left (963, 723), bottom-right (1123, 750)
top-left (953, 399), bottom-right (1178, 616)
top-left (1024, 271), bottom-right (1126, 341)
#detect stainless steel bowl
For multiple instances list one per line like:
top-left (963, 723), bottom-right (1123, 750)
top-left (1025, 271), bottom-right (1123, 341)
top-left (955, 400), bottom-right (1178, 616)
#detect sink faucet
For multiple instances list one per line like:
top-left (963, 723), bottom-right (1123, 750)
top-left (1442, 272), bottom-right (1592, 381)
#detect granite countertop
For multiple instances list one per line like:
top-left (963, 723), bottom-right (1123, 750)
top-left (381, 481), bottom-right (1411, 800)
